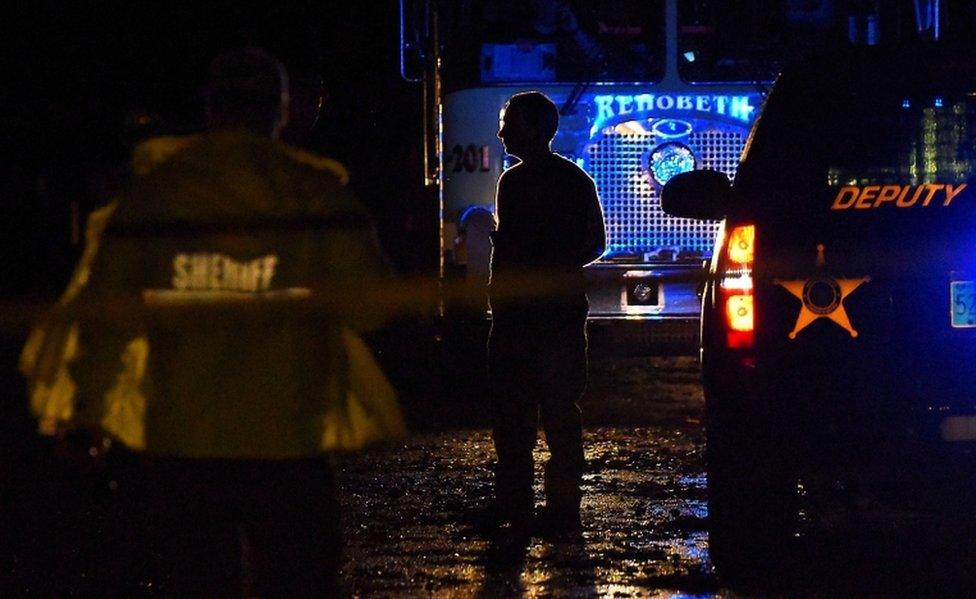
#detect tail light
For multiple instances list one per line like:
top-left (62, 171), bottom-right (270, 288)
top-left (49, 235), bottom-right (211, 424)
top-left (719, 224), bottom-right (754, 349)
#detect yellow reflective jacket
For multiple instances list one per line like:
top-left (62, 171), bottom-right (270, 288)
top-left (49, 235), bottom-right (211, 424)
top-left (21, 131), bottom-right (403, 459)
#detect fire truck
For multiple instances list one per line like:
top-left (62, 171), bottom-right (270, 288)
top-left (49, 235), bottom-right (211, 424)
top-left (402, 0), bottom-right (840, 349)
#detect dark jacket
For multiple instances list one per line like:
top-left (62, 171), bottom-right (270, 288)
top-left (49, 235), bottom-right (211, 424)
top-left (65, 131), bottom-right (389, 459)
top-left (488, 152), bottom-right (605, 317)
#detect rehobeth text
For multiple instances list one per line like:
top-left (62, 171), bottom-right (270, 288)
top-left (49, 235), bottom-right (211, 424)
top-left (593, 94), bottom-right (758, 124)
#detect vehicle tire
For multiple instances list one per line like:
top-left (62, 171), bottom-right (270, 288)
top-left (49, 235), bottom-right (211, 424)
top-left (706, 402), bottom-right (797, 584)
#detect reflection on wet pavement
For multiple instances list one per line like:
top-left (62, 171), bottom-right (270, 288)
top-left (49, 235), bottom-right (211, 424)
top-left (336, 356), bottom-right (729, 597)
top-left (338, 426), bottom-right (732, 597)
top-left (338, 354), bottom-right (976, 597)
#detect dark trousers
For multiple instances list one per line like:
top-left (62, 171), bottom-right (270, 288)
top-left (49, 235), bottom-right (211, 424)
top-left (488, 307), bottom-right (588, 517)
top-left (142, 456), bottom-right (341, 597)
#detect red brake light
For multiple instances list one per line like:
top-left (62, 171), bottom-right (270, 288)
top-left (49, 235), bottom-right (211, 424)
top-left (720, 224), bottom-right (754, 349)
top-left (727, 224), bottom-right (754, 265)
top-left (726, 294), bottom-right (753, 332)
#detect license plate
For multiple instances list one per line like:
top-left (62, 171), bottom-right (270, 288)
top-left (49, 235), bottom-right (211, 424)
top-left (951, 280), bottom-right (976, 328)
top-left (941, 416), bottom-right (976, 441)
top-left (625, 280), bottom-right (659, 306)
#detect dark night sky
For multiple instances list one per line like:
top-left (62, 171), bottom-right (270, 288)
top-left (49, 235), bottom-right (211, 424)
top-left (3, 2), bottom-right (428, 296)
top-left (9, 2), bottom-right (416, 153)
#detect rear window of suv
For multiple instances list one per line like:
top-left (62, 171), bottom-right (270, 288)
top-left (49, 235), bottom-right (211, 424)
top-left (827, 94), bottom-right (976, 190)
top-left (735, 45), bottom-right (976, 219)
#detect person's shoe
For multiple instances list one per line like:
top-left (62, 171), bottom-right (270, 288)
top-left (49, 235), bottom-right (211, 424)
top-left (484, 525), bottom-right (532, 566)
top-left (536, 506), bottom-right (583, 540)
top-left (464, 503), bottom-right (533, 534)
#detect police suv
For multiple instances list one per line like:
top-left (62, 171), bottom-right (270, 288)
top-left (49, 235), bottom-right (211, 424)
top-left (662, 43), bottom-right (976, 568)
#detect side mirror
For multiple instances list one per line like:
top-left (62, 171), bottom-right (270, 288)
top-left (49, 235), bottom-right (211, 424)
top-left (661, 169), bottom-right (732, 220)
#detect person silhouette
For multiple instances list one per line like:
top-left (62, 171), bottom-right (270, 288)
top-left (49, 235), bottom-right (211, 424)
top-left (22, 47), bottom-right (391, 594)
top-left (485, 91), bottom-right (605, 537)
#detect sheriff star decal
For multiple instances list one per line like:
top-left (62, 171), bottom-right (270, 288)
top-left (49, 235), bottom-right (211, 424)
top-left (775, 244), bottom-right (870, 339)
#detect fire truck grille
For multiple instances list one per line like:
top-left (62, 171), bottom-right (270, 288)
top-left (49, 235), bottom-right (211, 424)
top-left (585, 120), bottom-right (747, 259)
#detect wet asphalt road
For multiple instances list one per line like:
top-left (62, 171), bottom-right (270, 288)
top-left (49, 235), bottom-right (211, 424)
top-left (338, 354), bottom-right (976, 598)
top-left (338, 426), bottom-right (717, 597)
top-left (337, 356), bottom-right (726, 597)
